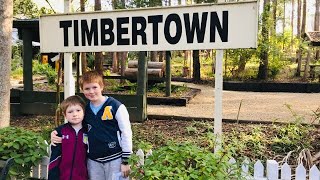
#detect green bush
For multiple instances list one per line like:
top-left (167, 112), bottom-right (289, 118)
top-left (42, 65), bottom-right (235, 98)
top-left (129, 141), bottom-right (244, 180)
top-left (0, 127), bottom-right (48, 178)
top-left (33, 60), bottom-right (57, 84)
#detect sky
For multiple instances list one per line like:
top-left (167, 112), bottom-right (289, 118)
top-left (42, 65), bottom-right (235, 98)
top-left (33, 0), bottom-right (318, 32)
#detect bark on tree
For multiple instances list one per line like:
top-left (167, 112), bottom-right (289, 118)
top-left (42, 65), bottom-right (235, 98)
top-left (258, 0), bottom-right (271, 80)
top-left (80, 0), bottom-right (87, 73)
top-left (315, 0), bottom-right (320, 60)
top-left (301, 0), bottom-right (306, 35)
top-left (192, 50), bottom-right (200, 82)
top-left (150, 51), bottom-right (158, 62)
top-left (0, 0), bottom-right (13, 128)
top-left (94, 0), bottom-right (103, 75)
top-left (297, 0), bottom-right (301, 37)
top-left (272, 0), bottom-right (278, 34)
top-left (291, 0), bottom-right (294, 52)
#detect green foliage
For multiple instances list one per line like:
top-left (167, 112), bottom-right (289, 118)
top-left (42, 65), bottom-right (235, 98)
top-left (0, 127), bottom-right (48, 178)
top-left (271, 123), bottom-right (312, 153)
top-left (13, 0), bottom-right (54, 18)
top-left (238, 128), bottom-right (267, 160)
top-left (32, 60), bottom-right (57, 84)
top-left (11, 45), bottom-right (23, 71)
top-left (130, 140), bottom-right (244, 180)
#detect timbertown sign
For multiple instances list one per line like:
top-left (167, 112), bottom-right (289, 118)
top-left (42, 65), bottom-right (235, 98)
top-left (40, 1), bottom-right (258, 52)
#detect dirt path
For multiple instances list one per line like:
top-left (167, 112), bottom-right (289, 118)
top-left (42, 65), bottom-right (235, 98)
top-left (147, 82), bottom-right (320, 124)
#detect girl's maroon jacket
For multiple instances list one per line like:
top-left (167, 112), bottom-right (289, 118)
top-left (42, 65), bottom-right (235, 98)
top-left (48, 123), bottom-right (88, 180)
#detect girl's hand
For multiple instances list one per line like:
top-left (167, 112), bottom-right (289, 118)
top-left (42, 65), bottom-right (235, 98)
top-left (50, 130), bottom-right (62, 146)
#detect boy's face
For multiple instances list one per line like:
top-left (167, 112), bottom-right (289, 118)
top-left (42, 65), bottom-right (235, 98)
top-left (82, 82), bottom-right (104, 102)
top-left (65, 104), bottom-right (84, 126)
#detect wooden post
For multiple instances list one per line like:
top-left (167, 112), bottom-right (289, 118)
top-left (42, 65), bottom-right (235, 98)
top-left (165, 51), bottom-right (171, 97)
top-left (137, 52), bottom-right (147, 122)
top-left (22, 29), bottom-right (33, 91)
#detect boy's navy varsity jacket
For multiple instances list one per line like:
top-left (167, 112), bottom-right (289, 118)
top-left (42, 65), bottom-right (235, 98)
top-left (84, 96), bottom-right (133, 163)
top-left (48, 123), bottom-right (88, 180)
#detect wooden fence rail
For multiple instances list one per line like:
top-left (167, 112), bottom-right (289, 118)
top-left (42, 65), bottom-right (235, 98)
top-left (27, 149), bottom-right (320, 180)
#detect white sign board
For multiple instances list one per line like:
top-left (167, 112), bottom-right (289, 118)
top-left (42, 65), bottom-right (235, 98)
top-left (40, 1), bottom-right (258, 53)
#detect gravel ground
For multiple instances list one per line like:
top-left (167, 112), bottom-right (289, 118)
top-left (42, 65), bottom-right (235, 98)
top-left (148, 82), bottom-right (320, 124)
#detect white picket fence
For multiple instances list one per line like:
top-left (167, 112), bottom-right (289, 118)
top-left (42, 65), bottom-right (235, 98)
top-left (27, 149), bottom-right (320, 180)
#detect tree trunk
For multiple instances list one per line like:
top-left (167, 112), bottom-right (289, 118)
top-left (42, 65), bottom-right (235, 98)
top-left (315, 0), bottom-right (320, 60)
top-left (80, 0), bottom-right (87, 73)
top-left (192, 50), bottom-right (200, 82)
top-left (297, 0), bottom-right (301, 37)
top-left (290, 0), bottom-right (294, 53)
top-left (150, 51), bottom-right (158, 62)
top-left (282, 0), bottom-right (285, 50)
top-left (272, 0), bottom-right (277, 34)
top-left (301, 0), bottom-right (306, 35)
top-left (258, 0), bottom-right (271, 80)
top-left (94, 0), bottom-right (103, 74)
top-left (0, 0), bottom-right (13, 128)
top-left (120, 52), bottom-right (127, 84)
top-left (112, 52), bottom-right (118, 73)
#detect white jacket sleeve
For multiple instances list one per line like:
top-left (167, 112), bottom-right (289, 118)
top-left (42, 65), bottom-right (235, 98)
top-left (115, 104), bottom-right (133, 160)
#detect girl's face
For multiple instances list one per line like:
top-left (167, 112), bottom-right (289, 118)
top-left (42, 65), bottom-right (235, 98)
top-left (82, 82), bottom-right (104, 103)
top-left (65, 104), bottom-right (84, 126)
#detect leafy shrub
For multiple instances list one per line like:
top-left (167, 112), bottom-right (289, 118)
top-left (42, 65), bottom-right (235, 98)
top-left (0, 127), bottom-right (48, 178)
top-left (130, 141), bottom-right (244, 179)
top-left (270, 123), bottom-right (312, 153)
top-left (33, 60), bottom-right (57, 84)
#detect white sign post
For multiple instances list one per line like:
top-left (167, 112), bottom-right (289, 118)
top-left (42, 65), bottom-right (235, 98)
top-left (63, 0), bottom-right (75, 123)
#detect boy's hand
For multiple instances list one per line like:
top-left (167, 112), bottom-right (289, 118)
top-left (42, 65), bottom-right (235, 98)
top-left (120, 164), bottom-right (131, 178)
top-left (51, 130), bottom-right (62, 146)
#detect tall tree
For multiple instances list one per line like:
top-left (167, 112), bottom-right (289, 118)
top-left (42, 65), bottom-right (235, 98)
top-left (297, 0), bottom-right (301, 37)
top-left (315, 0), bottom-right (320, 60)
top-left (300, 0), bottom-right (307, 35)
top-left (258, 0), bottom-right (271, 80)
top-left (290, 0), bottom-right (294, 51)
top-left (272, 0), bottom-right (278, 34)
top-left (80, 0), bottom-right (87, 73)
top-left (94, 0), bottom-right (104, 74)
top-left (192, 50), bottom-right (201, 82)
top-left (0, 0), bottom-right (13, 128)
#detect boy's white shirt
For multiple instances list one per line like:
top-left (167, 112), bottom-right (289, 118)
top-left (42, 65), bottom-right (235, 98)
top-left (115, 104), bottom-right (133, 154)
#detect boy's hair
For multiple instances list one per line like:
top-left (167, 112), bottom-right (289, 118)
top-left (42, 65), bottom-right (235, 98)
top-left (79, 70), bottom-right (104, 90)
top-left (60, 95), bottom-right (86, 115)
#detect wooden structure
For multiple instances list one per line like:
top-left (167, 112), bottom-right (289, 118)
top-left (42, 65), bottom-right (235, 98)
top-left (304, 31), bottom-right (320, 80)
top-left (13, 19), bottom-right (39, 91)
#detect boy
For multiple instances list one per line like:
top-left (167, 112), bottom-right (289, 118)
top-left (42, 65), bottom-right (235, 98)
top-left (52, 70), bottom-right (132, 180)
top-left (48, 95), bottom-right (88, 180)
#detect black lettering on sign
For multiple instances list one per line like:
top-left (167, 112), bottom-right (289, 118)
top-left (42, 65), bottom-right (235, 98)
top-left (74, 20), bottom-right (79, 46)
top-left (148, 15), bottom-right (163, 45)
top-left (60, 20), bottom-right (72, 47)
top-left (210, 11), bottom-right (228, 42)
top-left (132, 16), bottom-right (147, 45)
top-left (101, 18), bottom-right (114, 45)
top-left (117, 17), bottom-right (130, 45)
top-left (164, 14), bottom-right (182, 45)
top-left (184, 12), bottom-right (208, 43)
top-left (81, 19), bottom-right (98, 46)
